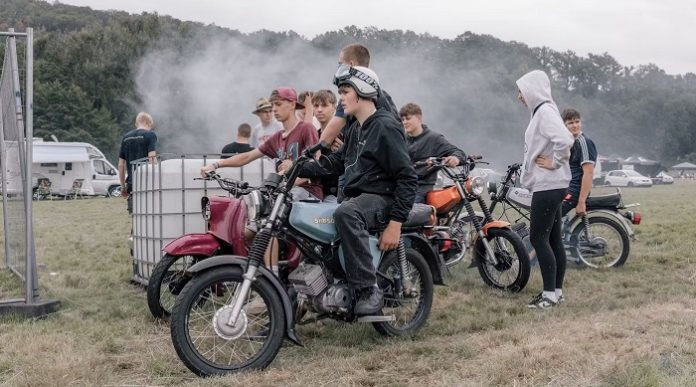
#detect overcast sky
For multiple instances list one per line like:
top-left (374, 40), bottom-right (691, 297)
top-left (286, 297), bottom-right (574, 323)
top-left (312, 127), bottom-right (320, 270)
top-left (60, 0), bottom-right (695, 75)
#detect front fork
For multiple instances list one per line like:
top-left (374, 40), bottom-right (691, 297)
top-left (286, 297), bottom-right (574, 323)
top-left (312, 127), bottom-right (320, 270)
top-left (226, 263), bottom-right (259, 326)
top-left (465, 198), bottom-right (499, 266)
top-left (225, 192), bottom-right (286, 327)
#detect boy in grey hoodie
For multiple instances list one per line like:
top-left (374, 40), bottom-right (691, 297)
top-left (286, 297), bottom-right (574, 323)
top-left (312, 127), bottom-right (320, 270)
top-left (516, 70), bottom-right (574, 309)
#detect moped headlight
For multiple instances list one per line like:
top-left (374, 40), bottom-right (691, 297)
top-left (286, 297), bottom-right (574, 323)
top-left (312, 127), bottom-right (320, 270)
top-left (487, 181), bottom-right (498, 195)
top-left (201, 197), bottom-right (211, 221)
top-left (243, 189), bottom-right (266, 221)
top-left (465, 176), bottom-right (485, 196)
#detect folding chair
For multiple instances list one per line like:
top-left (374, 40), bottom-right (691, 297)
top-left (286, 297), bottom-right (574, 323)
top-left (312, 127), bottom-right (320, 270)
top-left (65, 178), bottom-right (84, 200)
top-left (36, 178), bottom-right (52, 200)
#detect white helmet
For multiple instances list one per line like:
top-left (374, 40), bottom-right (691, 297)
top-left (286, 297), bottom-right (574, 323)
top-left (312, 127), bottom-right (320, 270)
top-left (333, 65), bottom-right (380, 99)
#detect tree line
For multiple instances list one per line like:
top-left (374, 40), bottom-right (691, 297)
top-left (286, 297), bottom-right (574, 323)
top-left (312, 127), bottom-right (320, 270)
top-left (1, 0), bottom-right (695, 165)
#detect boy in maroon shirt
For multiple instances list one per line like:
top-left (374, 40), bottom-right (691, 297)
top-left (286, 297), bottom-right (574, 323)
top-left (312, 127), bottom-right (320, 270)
top-left (201, 87), bottom-right (322, 200)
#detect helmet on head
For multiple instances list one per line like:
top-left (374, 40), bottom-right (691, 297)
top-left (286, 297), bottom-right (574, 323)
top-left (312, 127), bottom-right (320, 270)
top-left (333, 65), bottom-right (380, 99)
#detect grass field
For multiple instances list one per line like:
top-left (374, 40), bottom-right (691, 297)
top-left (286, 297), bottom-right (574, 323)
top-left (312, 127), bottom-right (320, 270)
top-left (1, 182), bottom-right (696, 386)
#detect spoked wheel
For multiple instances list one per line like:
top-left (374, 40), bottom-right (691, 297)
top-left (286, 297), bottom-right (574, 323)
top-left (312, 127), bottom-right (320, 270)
top-left (570, 217), bottom-right (630, 268)
top-left (475, 227), bottom-right (530, 292)
top-left (147, 254), bottom-right (199, 319)
top-left (170, 266), bottom-right (285, 377)
top-left (373, 248), bottom-right (433, 336)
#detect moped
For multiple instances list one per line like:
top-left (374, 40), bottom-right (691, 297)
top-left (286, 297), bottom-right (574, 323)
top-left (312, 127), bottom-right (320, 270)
top-left (488, 163), bottom-right (642, 268)
top-left (169, 143), bottom-right (442, 376)
top-left (419, 157), bottom-right (530, 291)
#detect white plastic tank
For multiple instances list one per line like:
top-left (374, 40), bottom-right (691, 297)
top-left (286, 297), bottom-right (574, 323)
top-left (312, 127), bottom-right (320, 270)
top-left (131, 156), bottom-right (276, 284)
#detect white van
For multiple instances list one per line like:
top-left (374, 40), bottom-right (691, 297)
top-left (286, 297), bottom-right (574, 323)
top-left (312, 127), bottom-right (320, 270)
top-left (32, 140), bottom-right (121, 197)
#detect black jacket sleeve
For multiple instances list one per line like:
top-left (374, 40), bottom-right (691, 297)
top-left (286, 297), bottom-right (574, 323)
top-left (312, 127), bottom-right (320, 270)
top-left (433, 132), bottom-right (467, 164)
top-left (375, 125), bottom-right (417, 223)
top-left (299, 147), bottom-right (345, 178)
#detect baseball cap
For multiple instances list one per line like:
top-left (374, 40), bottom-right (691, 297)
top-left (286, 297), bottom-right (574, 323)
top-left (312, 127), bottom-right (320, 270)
top-left (270, 87), bottom-right (304, 109)
top-left (252, 98), bottom-right (272, 114)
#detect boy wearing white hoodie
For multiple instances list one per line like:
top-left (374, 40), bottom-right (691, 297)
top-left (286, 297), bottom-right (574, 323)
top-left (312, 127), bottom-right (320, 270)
top-left (516, 70), bottom-right (574, 309)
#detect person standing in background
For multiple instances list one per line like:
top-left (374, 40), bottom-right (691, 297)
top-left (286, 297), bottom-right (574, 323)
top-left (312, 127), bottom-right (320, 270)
top-left (516, 70), bottom-right (574, 309)
top-left (250, 97), bottom-right (282, 148)
top-left (221, 123), bottom-right (254, 158)
top-left (118, 112), bottom-right (157, 214)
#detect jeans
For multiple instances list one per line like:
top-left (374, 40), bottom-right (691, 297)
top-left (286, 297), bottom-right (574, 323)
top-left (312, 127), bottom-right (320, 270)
top-left (334, 193), bottom-right (392, 288)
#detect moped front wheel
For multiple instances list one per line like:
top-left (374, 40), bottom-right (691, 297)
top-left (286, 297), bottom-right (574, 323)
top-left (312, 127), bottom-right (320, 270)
top-left (147, 254), bottom-right (199, 319)
top-left (475, 227), bottom-right (530, 292)
top-left (170, 266), bottom-right (285, 377)
top-left (570, 217), bottom-right (630, 268)
top-left (373, 248), bottom-right (433, 336)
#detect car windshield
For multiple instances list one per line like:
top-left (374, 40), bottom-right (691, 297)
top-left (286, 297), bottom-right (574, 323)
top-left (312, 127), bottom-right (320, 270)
top-left (624, 170), bottom-right (644, 177)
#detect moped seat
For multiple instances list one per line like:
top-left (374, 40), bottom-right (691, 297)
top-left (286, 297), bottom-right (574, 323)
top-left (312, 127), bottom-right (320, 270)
top-left (586, 192), bottom-right (621, 209)
top-left (401, 203), bottom-right (436, 228)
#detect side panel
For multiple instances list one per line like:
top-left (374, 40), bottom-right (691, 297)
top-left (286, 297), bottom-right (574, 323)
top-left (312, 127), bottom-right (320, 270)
top-left (162, 233), bottom-right (220, 256)
top-left (338, 235), bottom-right (382, 272)
top-left (288, 201), bottom-right (340, 244)
top-left (207, 196), bottom-right (248, 255)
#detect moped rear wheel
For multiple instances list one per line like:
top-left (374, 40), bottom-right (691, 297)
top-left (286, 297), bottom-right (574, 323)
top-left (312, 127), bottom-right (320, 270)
top-left (170, 266), bottom-right (285, 377)
top-left (570, 217), bottom-right (630, 268)
top-left (146, 254), bottom-right (199, 319)
top-left (475, 227), bottom-right (530, 292)
top-left (373, 248), bottom-right (433, 336)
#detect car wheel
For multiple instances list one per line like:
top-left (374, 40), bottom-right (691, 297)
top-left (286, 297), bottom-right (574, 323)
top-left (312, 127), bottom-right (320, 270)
top-left (108, 185), bottom-right (122, 197)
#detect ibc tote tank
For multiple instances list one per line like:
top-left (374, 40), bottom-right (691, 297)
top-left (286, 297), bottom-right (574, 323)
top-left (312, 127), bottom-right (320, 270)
top-left (130, 156), bottom-right (275, 285)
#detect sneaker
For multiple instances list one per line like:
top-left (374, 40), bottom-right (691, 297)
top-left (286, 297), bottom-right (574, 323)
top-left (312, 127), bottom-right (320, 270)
top-left (527, 292), bottom-right (557, 309)
top-left (355, 286), bottom-right (384, 316)
top-left (557, 294), bottom-right (565, 304)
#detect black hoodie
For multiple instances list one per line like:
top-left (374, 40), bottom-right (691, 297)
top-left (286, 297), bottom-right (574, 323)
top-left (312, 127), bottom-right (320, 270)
top-left (300, 109), bottom-right (417, 223)
top-left (407, 125), bottom-right (467, 193)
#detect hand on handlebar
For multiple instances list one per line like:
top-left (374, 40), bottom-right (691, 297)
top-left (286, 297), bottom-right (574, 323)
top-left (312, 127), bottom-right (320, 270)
top-left (443, 156), bottom-right (460, 168)
top-left (277, 159), bottom-right (293, 175)
top-left (200, 164), bottom-right (217, 178)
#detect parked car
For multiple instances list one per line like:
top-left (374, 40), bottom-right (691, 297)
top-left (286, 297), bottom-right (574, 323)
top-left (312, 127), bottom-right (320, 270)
top-left (651, 171), bottom-right (674, 185)
top-left (604, 170), bottom-right (653, 187)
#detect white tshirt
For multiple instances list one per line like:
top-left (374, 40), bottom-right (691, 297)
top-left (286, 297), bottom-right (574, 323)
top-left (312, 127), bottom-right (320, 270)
top-left (251, 120), bottom-right (283, 148)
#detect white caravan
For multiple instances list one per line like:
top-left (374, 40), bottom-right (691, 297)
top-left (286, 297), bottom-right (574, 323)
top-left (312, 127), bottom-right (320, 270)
top-left (32, 140), bottom-right (121, 197)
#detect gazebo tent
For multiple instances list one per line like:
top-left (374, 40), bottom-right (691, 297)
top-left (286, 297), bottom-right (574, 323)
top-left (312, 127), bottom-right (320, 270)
top-left (671, 162), bottom-right (696, 170)
top-left (622, 155), bottom-right (662, 177)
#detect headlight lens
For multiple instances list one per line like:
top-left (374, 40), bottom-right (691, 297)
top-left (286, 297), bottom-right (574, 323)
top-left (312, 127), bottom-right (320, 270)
top-left (201, 197), bottom-right (211, 221)
top-left (243, 189), bottom-right (266, 221)
top-left (465, 176), bottom-right (485, 196)
top-left (487, 181), bottom-right (498, 195)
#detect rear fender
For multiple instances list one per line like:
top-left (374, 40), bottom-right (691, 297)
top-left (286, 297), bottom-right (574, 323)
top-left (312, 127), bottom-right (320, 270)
top-left (163, 233), bottom-right (220, 256)
top-left (402, 233), bottom-right (445, 285)
top-left (186, 255), bottom-right (301, 346)
top-left (567, 210), bottom-right (634, 238)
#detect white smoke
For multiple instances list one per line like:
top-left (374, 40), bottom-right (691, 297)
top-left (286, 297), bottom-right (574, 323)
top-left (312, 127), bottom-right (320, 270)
top-left (133, 31), bottom-right (531, 171)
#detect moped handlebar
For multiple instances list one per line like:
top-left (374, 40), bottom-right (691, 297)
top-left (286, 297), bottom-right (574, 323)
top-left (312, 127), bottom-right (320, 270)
top-left (194, 173), bottom-right (253, 197)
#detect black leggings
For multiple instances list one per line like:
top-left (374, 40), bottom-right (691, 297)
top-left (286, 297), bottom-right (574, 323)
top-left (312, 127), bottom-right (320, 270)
top-left (530, 188), bottom-right (567, 292)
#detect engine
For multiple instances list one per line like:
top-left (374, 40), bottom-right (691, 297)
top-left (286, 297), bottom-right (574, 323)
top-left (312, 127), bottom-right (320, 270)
top-left (288, 263), bottom-right (353, 315)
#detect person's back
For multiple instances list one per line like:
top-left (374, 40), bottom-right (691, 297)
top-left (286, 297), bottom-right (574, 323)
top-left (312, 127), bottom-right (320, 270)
top-left (118, 112), bottom-right (157, 214)
top-left (221, 123), bottom-right (254, 159)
